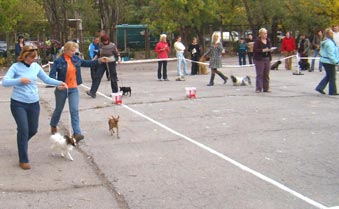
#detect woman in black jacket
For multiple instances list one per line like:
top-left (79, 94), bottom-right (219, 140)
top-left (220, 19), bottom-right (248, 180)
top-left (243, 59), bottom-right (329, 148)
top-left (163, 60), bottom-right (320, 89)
top-left (253, 28), bottom-right (273, 93)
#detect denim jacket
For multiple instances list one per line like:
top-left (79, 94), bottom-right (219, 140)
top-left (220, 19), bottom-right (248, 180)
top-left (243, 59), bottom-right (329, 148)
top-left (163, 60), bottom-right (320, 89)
top-left (49, 55), bottom-right (98, 85)
top-left (320, 38), bottom-right (339, 65)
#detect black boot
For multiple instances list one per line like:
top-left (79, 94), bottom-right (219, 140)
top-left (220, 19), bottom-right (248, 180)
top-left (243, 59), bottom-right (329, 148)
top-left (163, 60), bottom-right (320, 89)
top-left (207, 73), bottom-right (215, 86)
top-left (216, 71), bottom-right (228, 84)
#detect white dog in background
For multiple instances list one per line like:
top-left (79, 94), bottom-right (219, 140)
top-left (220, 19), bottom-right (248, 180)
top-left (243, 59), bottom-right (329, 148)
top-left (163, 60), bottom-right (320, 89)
top-left (50, 133), bottom-right (76, 161)
top-left (230, 75), bottom-right (252, 86)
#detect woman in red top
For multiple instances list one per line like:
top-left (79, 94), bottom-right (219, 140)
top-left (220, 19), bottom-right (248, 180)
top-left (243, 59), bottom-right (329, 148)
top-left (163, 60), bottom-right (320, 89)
top-left (281, 31), bottom-right (296, 70)
top-left (155, 34), bottom-right (170, 81)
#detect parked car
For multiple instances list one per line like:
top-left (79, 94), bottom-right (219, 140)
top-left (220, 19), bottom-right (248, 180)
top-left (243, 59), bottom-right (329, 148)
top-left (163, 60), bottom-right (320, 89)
top-left (25, 40), bottom-right (44, 49)
top-left (0, 41), bottom-right (7, 57)
top-left (210, 31), bottom-right (239, 42)
top-left (244, 30), bottom-right (253, 38)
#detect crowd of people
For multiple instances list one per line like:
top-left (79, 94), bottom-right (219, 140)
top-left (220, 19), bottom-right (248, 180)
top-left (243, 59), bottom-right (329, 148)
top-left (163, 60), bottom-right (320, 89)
top-left (3, 25), bottom-right (339, 170)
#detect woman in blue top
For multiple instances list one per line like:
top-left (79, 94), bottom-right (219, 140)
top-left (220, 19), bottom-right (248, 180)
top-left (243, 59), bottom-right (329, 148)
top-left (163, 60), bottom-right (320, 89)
top-left (2, 45), bottom-right (67, 170)
top-left (315, 27), bottom-right (339, 95)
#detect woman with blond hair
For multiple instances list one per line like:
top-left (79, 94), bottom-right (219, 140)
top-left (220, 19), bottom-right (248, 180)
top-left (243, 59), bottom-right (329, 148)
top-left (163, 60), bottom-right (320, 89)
top-left (315, 27), bottom-right (339, 95)
top-left (155, 34), bottom-right (170, 81)
top-left (2, 45), bottom-right (67, 170)
top-left (203, 33), bottom-right (228, 86)
top-left (253, 28), bottom-right (273, 93)
top-left (49, 41), bottom-right (107, 142)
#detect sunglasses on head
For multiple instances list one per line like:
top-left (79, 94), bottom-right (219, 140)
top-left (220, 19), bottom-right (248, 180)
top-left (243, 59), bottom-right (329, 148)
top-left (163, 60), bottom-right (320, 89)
top-left (28, 48), bottom-right (38, 52)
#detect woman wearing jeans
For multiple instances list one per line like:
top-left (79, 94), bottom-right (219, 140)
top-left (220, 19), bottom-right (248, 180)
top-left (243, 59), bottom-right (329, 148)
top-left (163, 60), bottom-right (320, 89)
top-left (315, 28), bottom-right (339, 95)
top-left (174, 35), bottom-right (188, 81)
top-left (49, 41), bottom-right (107, 142)
top-left (2, 45), bottom-right (67, 170)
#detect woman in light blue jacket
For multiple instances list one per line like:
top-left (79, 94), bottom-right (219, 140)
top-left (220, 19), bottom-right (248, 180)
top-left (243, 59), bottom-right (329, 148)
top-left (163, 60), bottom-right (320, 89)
top-left (315, 27), bottom-right (339, 95)
top-left (2, 45), bottom-right (67, 170)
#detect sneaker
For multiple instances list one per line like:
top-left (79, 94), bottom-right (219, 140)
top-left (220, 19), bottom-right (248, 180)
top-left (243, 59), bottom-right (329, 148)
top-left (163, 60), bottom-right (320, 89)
top-left (164, 78), bottom-right (170, 81)
top-left (51, 126), bottom-right (57, 134)
top-left (73, 134), bottom-right (84, 142)
top-left (86, 90), bottom-right (96, 98)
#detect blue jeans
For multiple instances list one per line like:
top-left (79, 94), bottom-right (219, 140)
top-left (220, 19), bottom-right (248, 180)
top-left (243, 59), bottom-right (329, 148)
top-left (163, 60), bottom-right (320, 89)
top-left (316, 63), bottom-right (337, 95)
top-left (176, 52), bottom-right (187, 76)
top-left (311, 49), bottom-right (323, 71)
top-left (50, 88), bottom-right (81, 135)
top-left (10, 99), bottom-right (40, 163)
top-left (238, 52), bottom-right (246, 65)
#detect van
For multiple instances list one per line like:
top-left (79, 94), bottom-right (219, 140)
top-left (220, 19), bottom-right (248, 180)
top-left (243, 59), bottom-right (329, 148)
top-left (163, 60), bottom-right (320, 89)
top-left (115, 24), bottom-right (157, 51)
top-left (211, 31), bottom-right (239, 42)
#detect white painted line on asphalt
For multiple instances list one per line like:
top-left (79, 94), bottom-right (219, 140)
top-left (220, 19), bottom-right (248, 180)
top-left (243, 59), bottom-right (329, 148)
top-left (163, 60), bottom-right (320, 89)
top-left (80, 84), bottom-right (329, 209)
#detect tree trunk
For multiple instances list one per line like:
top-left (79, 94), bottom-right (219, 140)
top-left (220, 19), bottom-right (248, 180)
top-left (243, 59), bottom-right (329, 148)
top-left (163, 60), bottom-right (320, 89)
top-left (242, 0), bottom-right (255, 35)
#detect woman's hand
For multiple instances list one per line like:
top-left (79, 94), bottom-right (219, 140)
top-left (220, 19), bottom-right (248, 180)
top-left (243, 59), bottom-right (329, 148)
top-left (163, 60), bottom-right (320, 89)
top-left (20, 78), bottom-right (31, 85)
top-left (57, 82), bottom-right (68, 90)
top-left (100, 57), bottom-right (108, 63)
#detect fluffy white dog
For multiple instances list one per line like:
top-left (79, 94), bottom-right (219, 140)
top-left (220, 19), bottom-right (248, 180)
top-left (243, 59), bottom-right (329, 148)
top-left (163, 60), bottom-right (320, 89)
top-left (50, 133), bottom-right (76, 161)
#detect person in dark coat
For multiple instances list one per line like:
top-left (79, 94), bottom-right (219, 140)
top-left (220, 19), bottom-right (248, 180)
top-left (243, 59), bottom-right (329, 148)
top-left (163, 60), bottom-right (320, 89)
top-left (187, 37), bottom-right (201, 75)
top-left (253, 28), bottom-right (273, 93)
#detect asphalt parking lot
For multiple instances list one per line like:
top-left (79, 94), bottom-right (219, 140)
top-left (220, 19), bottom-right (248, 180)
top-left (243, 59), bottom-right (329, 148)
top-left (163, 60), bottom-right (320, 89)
top-left (1, 55), bottom-right (339, 209)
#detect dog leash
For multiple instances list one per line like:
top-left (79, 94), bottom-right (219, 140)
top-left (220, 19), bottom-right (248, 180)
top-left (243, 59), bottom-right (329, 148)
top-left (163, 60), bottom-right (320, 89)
top-left (105, 58), bottom-right (121, 113)
top-left (105, 62), bottom-right (111, 81)
top-left (65, 87), bottom-right (73, 138)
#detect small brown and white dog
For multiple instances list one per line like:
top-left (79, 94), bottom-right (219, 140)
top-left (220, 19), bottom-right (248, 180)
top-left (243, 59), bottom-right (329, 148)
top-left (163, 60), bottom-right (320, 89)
top-left (108, 115), bottom-right (120, 139)
top-left (50, 133), bottom-right (76, 161)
